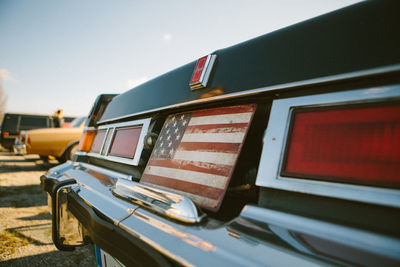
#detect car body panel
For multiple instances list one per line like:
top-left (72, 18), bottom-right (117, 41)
top-left (25, 118), bottom-right (85, 158)
top-left (43, 162), bottom-right (400, 266)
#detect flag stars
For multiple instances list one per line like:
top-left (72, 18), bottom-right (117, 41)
top-left (153, 112), bottom-right (191, 159)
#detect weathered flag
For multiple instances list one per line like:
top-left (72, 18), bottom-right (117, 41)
top-left (141, 104), bottom-right (256, 211)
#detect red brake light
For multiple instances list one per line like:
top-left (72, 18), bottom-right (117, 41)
top-left (282, 103), bottom-right (400, 188)
top-left (90, 129), bottom-right (107, 153)
top-left (3, 132), bottom-right (9, 137)
top-left (109, 126), bottom-right (142, 158)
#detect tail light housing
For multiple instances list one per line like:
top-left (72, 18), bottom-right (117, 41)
top-left (108, 126), bottom-right (142, 159)
top-left (257, 87), bottom-right (400, 208)
top-left (282, 103), bottom-right (400, 188)
top-left (82, 118), bottom-right (151, 166)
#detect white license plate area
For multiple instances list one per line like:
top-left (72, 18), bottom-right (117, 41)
top-left (95, 244), bottom-right (124, 267)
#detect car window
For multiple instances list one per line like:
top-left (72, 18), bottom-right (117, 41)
top-left (19, 116), bottom-right (49, 130)
top-left (1, 115), bottom-right (19, 133)
top-left (68, 117), bottom-right (86, 128)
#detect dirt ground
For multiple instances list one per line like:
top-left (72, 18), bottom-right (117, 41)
top-left (0, 150), bottom-right (95, 266)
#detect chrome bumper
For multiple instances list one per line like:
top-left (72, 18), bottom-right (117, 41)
top-left (13, 144), bottom-right (26, 155)
top-left (41, 161), bottom-right (400, 267)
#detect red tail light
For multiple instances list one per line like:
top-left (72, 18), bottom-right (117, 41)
top-left (3, 132), bottom-right (9, 137)
top-left (90, 129), bottom-right (107, 153)
top-left (109, 126), bottom-right (142, 159)
top-left (282, 103), bottom-right (400, 188)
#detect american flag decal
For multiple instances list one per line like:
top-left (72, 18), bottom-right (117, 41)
top-left (141, 104), bottom-right (256, 211)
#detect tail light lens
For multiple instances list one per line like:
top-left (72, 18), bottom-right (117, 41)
top-left (108, 126), bottom-right (142, 158)
top-left (90, 129), bottom-right (107, 153)
top-left (282, 103), bottom-right (400, 188)
top-left (78, 129), bottom-right (96, 152)
top-left (3, 132), bottom-right (9, 137)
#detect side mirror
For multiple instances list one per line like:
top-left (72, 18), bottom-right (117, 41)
top-left (52, 183), bottom-right (86, 250)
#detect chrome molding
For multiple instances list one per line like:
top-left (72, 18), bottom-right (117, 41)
top-left (97, 64), bottom-right (400, 125)
top-left (56, 184), bottom-right (85, 246)
top-left (87, 118), bottom-right (151, 166)
top-left (256, 85), bottom-right (400, 208)
top-left (112, 179), bottom-right (205, 223)
top-left (241, 205), bottom-right (400, 259)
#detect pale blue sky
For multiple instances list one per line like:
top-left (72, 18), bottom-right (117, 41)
top-left (0, 0), bottom-right (360, 117)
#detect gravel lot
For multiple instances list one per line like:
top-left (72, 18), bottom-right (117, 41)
top-left (0, 150), bottom-right (95, 266)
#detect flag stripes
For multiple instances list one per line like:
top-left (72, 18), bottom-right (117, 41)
top-left (145, 166), bottom-right (228, 189)
top-left (147, 159), bottom-right (232, 177)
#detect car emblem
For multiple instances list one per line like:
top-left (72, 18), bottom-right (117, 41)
top-left (189, 54), bottom-right (217, 90)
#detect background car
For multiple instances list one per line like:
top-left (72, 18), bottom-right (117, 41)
top-left (20, 116), bottom-right (87, 162)
top-left (0, 112), bottom-right (76, 151)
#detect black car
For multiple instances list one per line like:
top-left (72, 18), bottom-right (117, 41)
top-left (41, 1), bottom-right (400, 266)
top-left (0, 113), bottom-right (75, 151)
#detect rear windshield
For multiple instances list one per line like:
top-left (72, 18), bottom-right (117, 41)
top-left (19, 116), bottom-right (49, 130)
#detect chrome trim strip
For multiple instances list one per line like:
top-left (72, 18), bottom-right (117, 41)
top-left (256, 86), bottom-right (400, 208)
top-left (112, 179), bottom-right (205, 223)
top-left (241, 205), bottom-right (400, 259)
top-left (87, 118), bottom-right (151, 166)
top-left (102, 127), bottom-right (114, 156)
top-left (97, 64), bottom-right (400, 124)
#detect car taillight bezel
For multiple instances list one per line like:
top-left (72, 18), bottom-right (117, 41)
top-left (86, 118), bottom-right (151, 166)
top-left (256, 86), bottom-right (400, 208)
